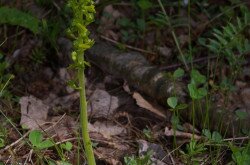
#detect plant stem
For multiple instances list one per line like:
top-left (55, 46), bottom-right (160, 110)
top-left (78, 52), bottom-right (96, 165)
top-left (157, 0), bottom-right (189, 71)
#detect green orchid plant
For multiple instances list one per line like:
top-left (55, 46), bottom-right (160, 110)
top-left (68, 0), bottom-right (96, 164)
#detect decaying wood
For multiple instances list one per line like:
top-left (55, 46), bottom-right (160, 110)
top-left (87, 41), bottom-right (250, 136)
top-left (87, 42), bottom-right (186, 104)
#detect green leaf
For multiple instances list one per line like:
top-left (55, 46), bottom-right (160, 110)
top-left (29, 130), bottom-right (43, 147)
top-left (212, 131), bottom-right (222, 143)
top-left (0, 7), bottom-right (40, 33)
top-left (167, 97), bottom-right (178, 109)
top-left (29, 130), bottom-right (54, 149)
top-left (173, 68), bottom-right (184, 79)
top-left (190, 69), bottom-right (206, 85)
top-left (37, 139), bottom-right (54, 149)
top-left (60, 142), bottom-right (73, 151)
top-left (202, 129), bottom-right (212, 139)
top-left (176, 103), bottom-right (188, 110)
top-left (235, 110), bottom-right (248, 120)
top-left (137, 0), bottom-right (153, 10)
top-left (188, 84), bottom-right (207, 99)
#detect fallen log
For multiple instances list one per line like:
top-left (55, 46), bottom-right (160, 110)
top-left (86, 41), bottom-right (186, 104)
top-left (87, 41), bottom-right (250, 137)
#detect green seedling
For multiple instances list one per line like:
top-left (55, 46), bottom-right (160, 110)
top-left (202, 129), bottom-right (223, 143)
top-left (143, 127), bottom-right (152, 140)
top-left (29, 130), bottom-right (54, 150)
top-left (230, 143), bottom-right (250, 165)
top-left (235, 110), bottom-right (248, 120)
top-left (124, 150), bottom-right (153, 165)
top-left (167, 96), bottom-right (187, 148)
top-left (60, 141), bottom-right (73, 151)
top-left (180, 139), bottom-right (207, 164)
top-left (188, 69), bottom-right (207, 100)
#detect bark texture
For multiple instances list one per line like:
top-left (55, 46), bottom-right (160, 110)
top-left (87, 42), bottom-right (186, 104)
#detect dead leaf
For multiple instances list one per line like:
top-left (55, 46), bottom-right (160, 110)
top-left (88, 89), bottom-right (119, 118)
top-left (95, 147), bottom-right (122, 165)
top-left (164, 126), bottom-right (201, 140)
top-left (48, 115), bottom-right (78, 140)
top-left (132, 92), bottom-right (167, 119)
top-left (89, 121), bottom-right (126, 139)
top-left (19, 96), bottom-right (49, 130)
top-left (44, 92), bottom-right (79, 109)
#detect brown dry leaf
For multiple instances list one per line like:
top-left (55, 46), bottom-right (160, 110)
top-left (132, 92), bottom-right (167, 119)
top-left (48, 115), bottom-right (78, 140)
top-left (183, 123), bottom-right (200, 134)
top-left (88, 89), bottom-right (119, 118)
top-left (164, 126), bottom-right (201, 140)
top-left (89, 121), bottom-right (126, 139)
top-left (95, 147), bottom-right (122, 165)
top-left (44, 92), bottom-right (79, 109)
top-left (19, 96), bottom-right (49, 130)
top-left (90, 130), bottom-right (132, 165)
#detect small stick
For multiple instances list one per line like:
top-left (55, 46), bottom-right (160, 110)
top-left (160, 55), bottom-right (217, 70)
top-left (100, 35), bottom-right (157, 55)
top-left (223, 136), bottom-right (249, 141)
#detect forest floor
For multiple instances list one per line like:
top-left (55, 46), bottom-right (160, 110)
top-left (0, 0), bottom-right (250, 164)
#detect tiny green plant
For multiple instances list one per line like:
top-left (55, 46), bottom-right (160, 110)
top-left (29, 130), bottom-right (54, 150)
top-left (60, 141), bottom-right (73, 152)
top-left (202, 129), bottom-right (223, 143)
top-left (167, 68), bottom-right (187, 148)
top-left (230, 143), bottom-right (250, 165)
top-left (67, 0), bottom-right (96, 164)
top-left (143, 127), bottom-right (152, 140)
top-left (180, 139), bottom-right (207, 164)
top-left (124, 150), bottom-right (153, 165)
top-left (29, 130), bottom-right (72, 164)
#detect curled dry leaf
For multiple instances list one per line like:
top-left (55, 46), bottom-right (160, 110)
top-left (164, 126), bottom-right (201, 140)
top-left (133, 92), bottom-right (167, 119)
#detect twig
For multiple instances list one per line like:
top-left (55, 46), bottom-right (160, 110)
top-left (100, 35), bottom-right (157, 55)
top-left (0, 114), bottom-right (66, 153)
top-left (1, 131), bottom-right (31, 152)
top-left (223, 136), bottom-right (249, 141)
top-left (160, 55), bottom-right (217, 70)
